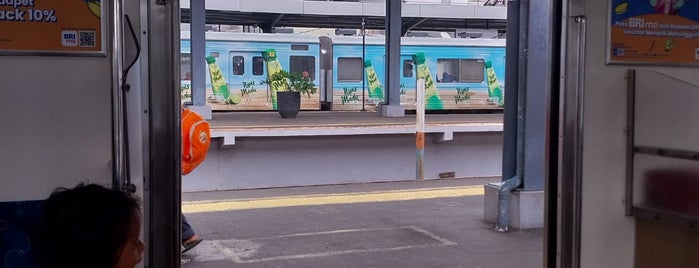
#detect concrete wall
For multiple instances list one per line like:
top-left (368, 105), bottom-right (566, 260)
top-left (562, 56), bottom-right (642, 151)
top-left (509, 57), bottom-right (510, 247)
top-left (578, 1), bottom-right (699, 267)
top-left (0, 0), bottom-right (146, 203)
top-left (183, 132), bottom-right (502, 192)
top-left (0, 57), bottom-right (113, 201)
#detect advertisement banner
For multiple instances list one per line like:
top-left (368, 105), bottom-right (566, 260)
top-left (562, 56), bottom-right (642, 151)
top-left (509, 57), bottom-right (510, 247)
top-left (412, 52), bottom-right (443, 110)
top-left (363, 59), bottom-right (383, 103)
top-left (262, 48), bottom-right (286, 110)
top-left (609, 0), bottom-right (699, 65)
top-left (0, 0), bottom-right (105, 55)
top-left (485, 61), bottom-right (503, 106)
top-left (206, 56), bottom-right (240, 105)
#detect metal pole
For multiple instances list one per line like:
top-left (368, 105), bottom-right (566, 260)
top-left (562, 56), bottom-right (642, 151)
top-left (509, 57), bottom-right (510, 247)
top-left (501, 0), bottom-right (520, 182)
top-left (191, 0), bottom-right (206, 107)
top-left (496, 0), bottom-right (527, 233)
top-left (147, 0), bottom-right (182, 264)
top-left (111, 0), bottom-right (124, 190)
top-left (361, 17), bottom-right (366, 111)
top-left (416, 78), bottom-right (425, 180)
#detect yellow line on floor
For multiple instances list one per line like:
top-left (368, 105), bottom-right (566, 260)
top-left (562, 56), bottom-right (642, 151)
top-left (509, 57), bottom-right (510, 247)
top-left (182, 185), bottom-right (484, 213)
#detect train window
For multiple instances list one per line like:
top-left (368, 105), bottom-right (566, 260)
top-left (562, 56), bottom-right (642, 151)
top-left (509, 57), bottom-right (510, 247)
top-left (436, 58), bottom-right (485, 83)
top-left (180, 53), bottom-right (191, 80)
top-left (232, 56), bottom-right (244, 75)
top-left (403, 60), bottom-right (414, 78)
top-left (459, 59), bottom-right (484, 83)
top-left (232, 56), bottom-right (245, 75)
top-left (289, 56), bottom-right (316, 80)
top-left (436, 59), bottom-right (459, 83)
top-left (337, 57), bottom-right (363, 82)
top-left (291, 44), bottom-right (309, 51)
top-left (252, 56), bottom-right (264, 76)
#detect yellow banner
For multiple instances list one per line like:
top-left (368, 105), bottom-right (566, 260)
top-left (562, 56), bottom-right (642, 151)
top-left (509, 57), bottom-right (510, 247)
top-left (609, 0), bottom-right (699, 65)
top-left (0, 0), bottom-right (105, 54)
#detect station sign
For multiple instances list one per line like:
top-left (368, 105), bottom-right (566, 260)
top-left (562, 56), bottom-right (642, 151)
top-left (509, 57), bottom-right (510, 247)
top-left (608, 0), bottom-right (699, 66)
top-left (0, 0), bottom-right (106, 55)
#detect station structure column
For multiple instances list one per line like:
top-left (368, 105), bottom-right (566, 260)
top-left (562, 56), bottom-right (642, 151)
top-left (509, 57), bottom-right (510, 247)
top-left (380, 0), bottom-right (405, 117)
top-left (485, 0), bottom-right (552, 231)
top-left (188, 0), bottom-right (212, 119)
top-left (521, 0), bottom-right (553, 193)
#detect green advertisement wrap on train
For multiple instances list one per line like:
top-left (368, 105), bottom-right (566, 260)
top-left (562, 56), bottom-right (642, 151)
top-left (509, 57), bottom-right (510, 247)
top-left (262, 49), bottom-right (287, 110)
top-left (206, 56), bottom-right (241, 105)
top-left (485, 61), bottom-right (504, 106)
top-left (364, 59), bottom-right (383, 103)
top-left (182, 32), bottom-right (506, 111)
top-left (412, 52), bottom-right (444, 110)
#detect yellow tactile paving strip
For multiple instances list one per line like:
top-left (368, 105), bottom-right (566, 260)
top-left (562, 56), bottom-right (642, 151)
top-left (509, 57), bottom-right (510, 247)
top-left (182, 185), bottom-right (484, 213)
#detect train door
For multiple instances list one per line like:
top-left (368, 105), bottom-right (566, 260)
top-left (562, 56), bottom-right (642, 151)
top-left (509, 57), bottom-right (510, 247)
top-left (288, 53), bottom-right (321, 110)
top-left (180, 52), bottom-right (192, 105)
top-left (250, 54), bottom-right (267, 107)
top-left (227, 52), bottom-right (246, 104)
top-left (224, 51), bottom-right (267, 110)
top-left (334, 56), bottom-right (364, 110)
top-left (0, 0), bottom-right (181, 265)
top-left (400, 55), bottom-right (416, 105)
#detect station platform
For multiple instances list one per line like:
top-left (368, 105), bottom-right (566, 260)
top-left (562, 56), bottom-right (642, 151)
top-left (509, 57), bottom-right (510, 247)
top-left (208, 111), bottom-right (503, 148)
top-left (181, 177), bottom-right (543, 267)
top-left (183, 111), bottom-right (504, 192)
top-left (209, 111), bottom-right (502, 129)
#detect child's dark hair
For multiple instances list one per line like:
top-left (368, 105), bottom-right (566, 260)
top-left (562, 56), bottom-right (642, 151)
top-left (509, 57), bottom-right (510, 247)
top-left (32, 183), bottom-right (141, 268)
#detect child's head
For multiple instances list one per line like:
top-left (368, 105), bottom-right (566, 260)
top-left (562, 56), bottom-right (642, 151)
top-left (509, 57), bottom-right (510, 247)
top-left (32, 183), bottom-right (144, 268)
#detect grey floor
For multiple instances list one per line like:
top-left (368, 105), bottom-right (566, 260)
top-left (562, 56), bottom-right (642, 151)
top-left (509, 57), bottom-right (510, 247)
top-left (181, 178), bottom-right (543, 268)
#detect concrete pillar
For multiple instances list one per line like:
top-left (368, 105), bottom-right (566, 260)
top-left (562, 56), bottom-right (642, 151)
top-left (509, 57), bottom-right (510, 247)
top-left (380, 0), bottom-right (405, 117)
top-left (189, 0), bottom-right (212, 119)
top-left (522, 0), bottom-right (554, 191)
top-left (484, 0), bottom-right (553, 230)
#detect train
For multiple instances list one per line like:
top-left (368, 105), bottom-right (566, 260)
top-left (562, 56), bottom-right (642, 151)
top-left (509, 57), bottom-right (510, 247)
top-left (180, 31), bottom-right (506, 111)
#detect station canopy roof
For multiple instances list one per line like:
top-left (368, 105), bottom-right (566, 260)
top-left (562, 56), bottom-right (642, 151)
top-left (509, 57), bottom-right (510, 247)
top-left (180, 10), bottom-right (506, 33)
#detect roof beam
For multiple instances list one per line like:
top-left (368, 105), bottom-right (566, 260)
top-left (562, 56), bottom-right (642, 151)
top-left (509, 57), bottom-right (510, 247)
top-left (270, 13), bottom-right (284, 28)
top-left (179, 9), bottom-right (507, 32)
top-left (401, 17), bottom-right (429, 36)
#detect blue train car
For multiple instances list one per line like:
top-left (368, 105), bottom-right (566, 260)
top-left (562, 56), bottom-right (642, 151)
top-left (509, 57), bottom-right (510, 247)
top-left (181, 31), bottom-right (505, 111)
top-left (181, 31), bottom-right (321, 111)
top-left (320, 35), bottom-right (506, 111)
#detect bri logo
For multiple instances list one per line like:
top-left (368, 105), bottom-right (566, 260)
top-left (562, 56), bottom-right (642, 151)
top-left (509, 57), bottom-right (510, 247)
top-left (613, 47), bottom-right (625, 56)
top-left (62, 30), bottom-right (77, 47)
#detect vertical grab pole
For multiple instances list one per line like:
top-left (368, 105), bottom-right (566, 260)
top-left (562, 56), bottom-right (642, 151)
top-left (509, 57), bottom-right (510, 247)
top-left (416, 78), bottom-right (425, 180)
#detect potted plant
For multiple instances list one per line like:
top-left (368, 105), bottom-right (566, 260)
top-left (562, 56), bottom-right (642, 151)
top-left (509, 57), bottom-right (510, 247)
top-left (263, 70), bottom-right (317, 119)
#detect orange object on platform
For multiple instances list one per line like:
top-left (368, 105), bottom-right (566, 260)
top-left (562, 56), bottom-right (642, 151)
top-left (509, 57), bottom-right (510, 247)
top-left (182, 109), bottom-right (211, 175)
